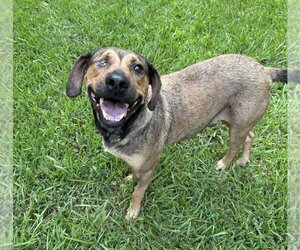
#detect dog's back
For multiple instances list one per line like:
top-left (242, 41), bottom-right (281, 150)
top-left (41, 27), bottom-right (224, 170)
top-left (161, 54), bottom-right (272, 143)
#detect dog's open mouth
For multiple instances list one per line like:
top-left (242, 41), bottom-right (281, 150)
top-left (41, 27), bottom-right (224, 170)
top-left (89, 91), bottom-right (141, 126)
top-left (100, 98), bottom-right (129, 122)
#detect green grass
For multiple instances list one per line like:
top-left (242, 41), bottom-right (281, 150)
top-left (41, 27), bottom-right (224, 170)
top-left (14, 0), bottom-right (287, 249)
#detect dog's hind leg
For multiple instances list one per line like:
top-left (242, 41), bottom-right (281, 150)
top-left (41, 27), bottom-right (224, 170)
top-left (215, 85), bottom-right (270, 172)
top-left (216, 125), bottom-right (253, 171)
top-left (216, 103), bottom-right (268, 171)
top-left (236, 131), bottom-right (255, 166)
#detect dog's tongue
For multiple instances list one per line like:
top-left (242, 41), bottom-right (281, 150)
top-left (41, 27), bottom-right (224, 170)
top-left (101, 100), bottom-right (128, 121)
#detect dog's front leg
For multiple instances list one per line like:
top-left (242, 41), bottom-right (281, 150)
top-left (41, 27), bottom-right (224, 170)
top-left (125, 159), bottom-right (157, 220)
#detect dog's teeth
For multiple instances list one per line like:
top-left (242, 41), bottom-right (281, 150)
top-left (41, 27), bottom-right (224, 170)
top-left (103, 113), bottom-right (123, 122)
top-left (125, 103), bottom-right (129, 108)
top-left (100, 98), bottom-right (104, 104)
top-left (98, 111), bottom-right (124, 122)
top-left (91, 92), bottom-right (96, 101)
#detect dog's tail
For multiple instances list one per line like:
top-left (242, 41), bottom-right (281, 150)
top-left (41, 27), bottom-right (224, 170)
top-left (267, 68), bottom-right (300, 83)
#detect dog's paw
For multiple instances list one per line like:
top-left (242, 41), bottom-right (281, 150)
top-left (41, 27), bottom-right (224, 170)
top-left (236, 157), bottom-right (250, 167)
top-left (125, 207), bottom-right (140, 220)
top-left (124, 174), bottom-right (133, 181)
top-left (216, 160), bottom-right (227, 172)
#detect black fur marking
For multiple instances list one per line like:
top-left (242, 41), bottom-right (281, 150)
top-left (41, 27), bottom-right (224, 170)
top-left (145, 60), bottom-right (162, 111)
top-left (273, 70), bottom-right (287, 83)
top-left (272, 69), bottom-right (300, 83)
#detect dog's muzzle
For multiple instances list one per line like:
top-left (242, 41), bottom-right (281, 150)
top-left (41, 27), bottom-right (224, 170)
top-left (88, 72), bottom-right (142, 127)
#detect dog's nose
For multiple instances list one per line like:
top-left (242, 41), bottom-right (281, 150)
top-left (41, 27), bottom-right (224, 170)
top-left (106, 73), bottom-right (129, 93)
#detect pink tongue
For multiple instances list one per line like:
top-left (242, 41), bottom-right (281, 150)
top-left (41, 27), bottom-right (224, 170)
top-left (101, 100), bottom-right (127, 121)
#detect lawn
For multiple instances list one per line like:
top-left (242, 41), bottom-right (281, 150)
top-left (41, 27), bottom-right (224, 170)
top-left (13, 0), bottom-right (287, 249)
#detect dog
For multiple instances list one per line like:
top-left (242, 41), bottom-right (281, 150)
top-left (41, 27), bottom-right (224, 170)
top-left (66, 47), bottom-right (299, 219)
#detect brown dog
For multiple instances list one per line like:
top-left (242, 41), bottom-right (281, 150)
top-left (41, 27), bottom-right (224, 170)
top-left (67, 47), bottom-right (299, 219)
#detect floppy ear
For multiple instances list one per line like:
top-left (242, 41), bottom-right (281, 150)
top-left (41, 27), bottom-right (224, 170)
top-left (66, 52), bottom-right (93, 98)
top-left (147, 61), bottom-right (162, 111)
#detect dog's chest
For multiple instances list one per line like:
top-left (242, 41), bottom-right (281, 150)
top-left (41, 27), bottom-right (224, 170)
top-left (104, 145), bottom-right (145, 171)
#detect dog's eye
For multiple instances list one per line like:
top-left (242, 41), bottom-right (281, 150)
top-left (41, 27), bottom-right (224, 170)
top-left (133, 64), bottom-right (143, 74)
top-left (97, 59), bottom-right (108, 68)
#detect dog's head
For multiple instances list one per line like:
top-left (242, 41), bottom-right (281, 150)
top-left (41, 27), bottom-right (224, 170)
top-left (66, 47), bottom-right (161, 128)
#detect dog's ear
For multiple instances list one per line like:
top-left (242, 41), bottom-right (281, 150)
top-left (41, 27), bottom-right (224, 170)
top-left (147, 61), bottom-right (162, 111)
top-left (66, 52), bottom-right (93, 98)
